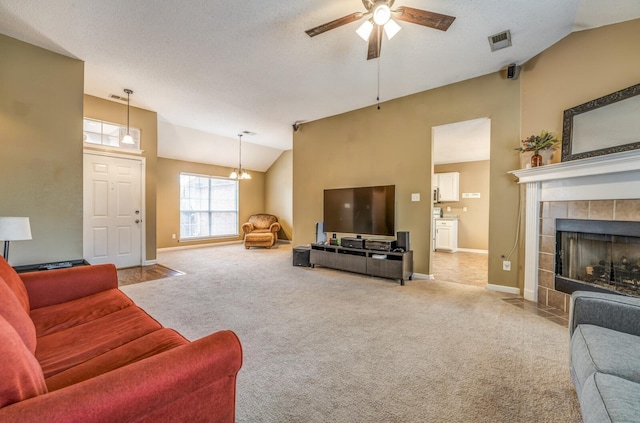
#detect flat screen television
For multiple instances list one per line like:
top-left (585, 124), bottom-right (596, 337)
top-left (323, 185), bottom-right (395, 236)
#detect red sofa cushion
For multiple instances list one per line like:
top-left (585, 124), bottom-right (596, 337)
top-left (21, 264), bottom-right (118, 309)
top-left (0, 315), bottom-right (47, 408)
top-left (36, 306), bottom-right (162, 378)
top-left (0, 276), bottom-right (36, 353)
top-left (46, 328), bottom-right (189, 391)
top-left (0, 257), bottom-right (30, 312)
top-left (30, 289), bottom-right (133, 337)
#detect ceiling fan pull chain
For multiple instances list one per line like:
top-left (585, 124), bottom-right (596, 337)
top-left (377, 57), bottom-right (381, 110)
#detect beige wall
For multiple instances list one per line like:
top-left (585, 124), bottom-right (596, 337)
top-left (435, 161), bottom-right (490, 251)
top-left (521, 19), bottom-right (640, 164)
top-left (156, 158), bottom-right (265, 249)
top-left (265, 150), bottom-right (293, 240)
top-left (0, 34), bottom-right (84, 266)
top-left (83, 95), bottom-right (159, 262)
top-left (293, 72), bottom-right (521, 287)
top-left (517, 19), bottom-right (640, 288)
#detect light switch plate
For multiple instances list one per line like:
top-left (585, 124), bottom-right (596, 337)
top-left (411, 193), bottom-right (420, 202)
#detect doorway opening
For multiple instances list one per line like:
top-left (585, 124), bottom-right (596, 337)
top-left (431, 117), bottom-right (490, 287)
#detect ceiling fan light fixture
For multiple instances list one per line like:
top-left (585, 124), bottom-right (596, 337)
top-left (372, 3), bottom-right (391, 26)
top-left (383, 19), bottom-right (401, 39)
top-left (356, 19), bottom-right (374, 41)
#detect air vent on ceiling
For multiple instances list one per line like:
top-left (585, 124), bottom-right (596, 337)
top-left (109, 94), bottom-right (127, 101)
top-left (488, 30), bottom-right (512, 52)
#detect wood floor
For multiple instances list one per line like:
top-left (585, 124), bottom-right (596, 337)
top-left (432, 251), bottom-right (569, 327)
top-left (117, 264), bottom-right (184, 286)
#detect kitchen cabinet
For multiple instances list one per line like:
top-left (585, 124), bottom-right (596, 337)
top-left (434, 172), bottom-right (460, 202)
top-left (435, 218), bottom-right (458, 252)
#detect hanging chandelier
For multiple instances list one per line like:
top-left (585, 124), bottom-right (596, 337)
top-left (230, 133), bottom-right (251, 180)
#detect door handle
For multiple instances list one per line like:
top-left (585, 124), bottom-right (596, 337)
top-left (135, 219), bottom-right (140, 224)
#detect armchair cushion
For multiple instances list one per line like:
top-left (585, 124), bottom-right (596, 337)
top-left (243, 214), bottom-right (281, 249)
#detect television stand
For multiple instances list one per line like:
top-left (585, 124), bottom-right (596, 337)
top-left (309, 243), bottom-right (413, 285)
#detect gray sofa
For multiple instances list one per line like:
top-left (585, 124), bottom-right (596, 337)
top-left (570, 291), bottom-right (640, 422)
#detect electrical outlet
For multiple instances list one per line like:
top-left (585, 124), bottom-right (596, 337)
top-left (503, 260), bottom-right (511, 271)
top-left (172, 234), bottom-right (176, 240)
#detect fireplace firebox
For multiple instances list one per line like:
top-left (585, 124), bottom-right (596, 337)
top-left (555, 219), bottom-right (640, 297)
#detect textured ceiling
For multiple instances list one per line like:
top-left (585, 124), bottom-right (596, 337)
top-left (1, 1), bottom-right (639, 171)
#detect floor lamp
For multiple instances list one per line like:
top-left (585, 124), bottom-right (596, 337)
top-left (0, 217), bottom-right (32, 263)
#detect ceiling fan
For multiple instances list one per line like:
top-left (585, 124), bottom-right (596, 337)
top-left (305, 0), bottom-right (456, 60)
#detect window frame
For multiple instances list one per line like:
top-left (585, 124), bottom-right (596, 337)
top-left (83, 117), bottom-right (143, 154)
top-left (179, 172), bottom-right (239, 241)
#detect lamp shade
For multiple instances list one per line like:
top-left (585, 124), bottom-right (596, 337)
top-left (0, 217), bottom-right (32, 241)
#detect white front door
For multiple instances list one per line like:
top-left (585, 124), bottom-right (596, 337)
top-left (83, 153), bottom-right (143, 268)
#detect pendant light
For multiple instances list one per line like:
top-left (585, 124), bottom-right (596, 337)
top-left (122, 88), bottom-right (135, 145)
top-left (230, 133), bottom-right (251, 180)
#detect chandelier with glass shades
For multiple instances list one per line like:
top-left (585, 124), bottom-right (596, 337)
top-left (230, 133), bottom-right (251, 180)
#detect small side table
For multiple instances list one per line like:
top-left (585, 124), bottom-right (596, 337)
top-left (14, 259), bottom-right (89, 273)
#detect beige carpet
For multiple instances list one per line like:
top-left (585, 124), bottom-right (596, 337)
top-left (120, 243), bottom-right (581, 422)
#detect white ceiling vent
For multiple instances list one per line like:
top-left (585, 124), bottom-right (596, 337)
top-left (488, 30), bottom-right (512, 52)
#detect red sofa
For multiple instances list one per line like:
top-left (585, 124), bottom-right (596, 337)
top-left (0, 256), bottom-right (242, 422)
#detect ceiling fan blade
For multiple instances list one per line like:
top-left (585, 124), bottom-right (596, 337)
top-left (305, 12), bottom-right (365, 37)
top-left (394, 7), bottom-right (455, 31)
top-left (367, 24), bottom-right (382, 60)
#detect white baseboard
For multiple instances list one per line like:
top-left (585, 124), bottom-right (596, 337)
top-left (487, 284), bottom-right (521, 295)
top-left (143, 259), bottom-right (158, 266)
top-left (412, 272), bottom-right (434, 280)
top-left (523, 288), bottom-right (537, 302)
top-left (456, 248), bottom-right (488, 254)
top-left (157, 240), bottom-right (243, 253)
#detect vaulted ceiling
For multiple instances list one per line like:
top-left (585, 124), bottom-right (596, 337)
top-left (1, 1), bottom-right (639, 171)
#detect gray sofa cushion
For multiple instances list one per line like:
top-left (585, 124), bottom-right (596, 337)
top-left (580, 372), bottom-right (640, 423)
top-left (571, 324), bottom-right (640, 394)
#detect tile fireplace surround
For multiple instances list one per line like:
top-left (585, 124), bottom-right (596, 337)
top-left (510, 149), bottom-right (640, 312)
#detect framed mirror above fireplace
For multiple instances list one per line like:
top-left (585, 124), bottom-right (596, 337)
top-left (561, 82), bottom-right (640, 162)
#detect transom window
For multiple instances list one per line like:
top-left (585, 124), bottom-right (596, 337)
top-left (83, 118), bottom-right (141, 151)
top-left (179, 173), bottom-right (238, 240)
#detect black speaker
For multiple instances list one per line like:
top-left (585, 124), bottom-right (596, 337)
top-left (293, 246), bottom-right (311, 267)
top-left (315, 222), bottom-right (326, 244)
top-left (507, 64), bottom-right (520, 80)
top-left (397, 231), bottom-right (410, 251)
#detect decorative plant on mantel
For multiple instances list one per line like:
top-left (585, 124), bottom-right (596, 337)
top-left (515, 130), bottom-right (559, 167)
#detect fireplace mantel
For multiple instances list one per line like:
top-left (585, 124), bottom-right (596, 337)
top-left (509, 149), bottom-right (640, 302)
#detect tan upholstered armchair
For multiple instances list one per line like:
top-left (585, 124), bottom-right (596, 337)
top-left (242, 214), bottom-right (281, 249)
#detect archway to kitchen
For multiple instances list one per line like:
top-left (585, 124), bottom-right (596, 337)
top-left (430, 117), bottom-right (490, 287)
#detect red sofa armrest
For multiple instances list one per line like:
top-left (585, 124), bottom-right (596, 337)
top-left (0, 330), bottom-right (243, 423)
top-left (20, 264), bottom-right (118, 310)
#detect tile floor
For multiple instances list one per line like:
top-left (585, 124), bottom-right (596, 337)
top-left (432, 251), bottom-right (570, 327)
